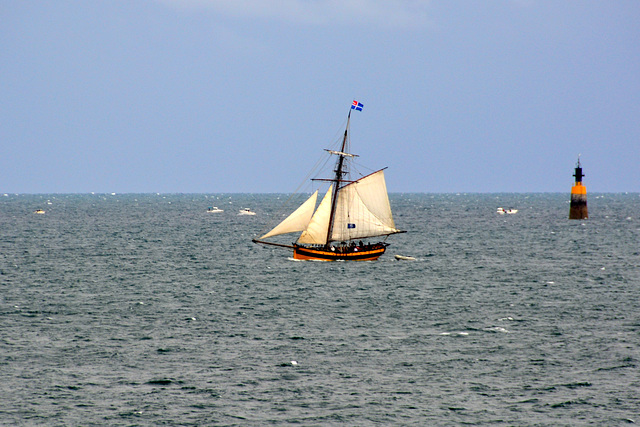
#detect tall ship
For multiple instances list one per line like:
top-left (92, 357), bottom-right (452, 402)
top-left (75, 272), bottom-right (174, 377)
top-left (253, 101), bottom-right (404, 261)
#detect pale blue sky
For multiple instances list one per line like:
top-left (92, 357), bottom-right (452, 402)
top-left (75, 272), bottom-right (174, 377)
top-left (2, 1), bottom-right (638, 193)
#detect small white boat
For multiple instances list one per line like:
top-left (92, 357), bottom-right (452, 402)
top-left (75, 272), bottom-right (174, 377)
top-left (394, 254), bottom-right (416, 261)
top-left (497, 207), bottom-right (518, 215)
top-left (34, 209), bottom-right (46, 215)
top-left (207, 206), bottom-right (224, 213)
top-left (238, 208), bottom-right (256, 216)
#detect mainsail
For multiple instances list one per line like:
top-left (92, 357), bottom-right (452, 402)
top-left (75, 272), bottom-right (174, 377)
top-left (330, 169), bottom-right (400, 242)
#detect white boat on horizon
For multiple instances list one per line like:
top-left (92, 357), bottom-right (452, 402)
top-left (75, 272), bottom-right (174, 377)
top-left (238, 208), bottom-right (256, 216)
top-left (207, 206), bottom-right (224, 213)
top-left (497, 207), bottom-right (518, 215)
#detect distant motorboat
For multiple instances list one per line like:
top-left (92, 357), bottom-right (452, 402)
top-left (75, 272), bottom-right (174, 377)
top-left (207, 206), bottom-right (224, 213)
top-left (394, 255), bottom-right (416, 261)
top-left (497, 207), bottom-right (518, 215)
top-left (34, 209), bottom-right (45, 215)
top-left (238, 208), bottom-right (256, 216)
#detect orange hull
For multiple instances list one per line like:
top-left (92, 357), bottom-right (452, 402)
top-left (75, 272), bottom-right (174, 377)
top-left (293, 244), bottom-right (387, 261)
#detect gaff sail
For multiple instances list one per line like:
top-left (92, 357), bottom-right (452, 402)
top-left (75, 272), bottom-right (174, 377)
top-left (330, 169), bottom-right (400, 242)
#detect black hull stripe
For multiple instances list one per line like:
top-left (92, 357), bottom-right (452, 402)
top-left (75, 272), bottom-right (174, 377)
top-left (294, 247), bottom-right (385, 261)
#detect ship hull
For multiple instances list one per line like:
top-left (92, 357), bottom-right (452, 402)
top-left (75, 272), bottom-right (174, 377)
top-left (293, 243), bottom-right (387, 261)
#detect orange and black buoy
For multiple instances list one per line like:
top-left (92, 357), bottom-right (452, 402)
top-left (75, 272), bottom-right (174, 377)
top-left (569, 157), bottom-right (588, 220)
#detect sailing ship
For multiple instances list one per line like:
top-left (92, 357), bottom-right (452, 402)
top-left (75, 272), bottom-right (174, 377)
top-left (252, 101), bottom-right (404, 261)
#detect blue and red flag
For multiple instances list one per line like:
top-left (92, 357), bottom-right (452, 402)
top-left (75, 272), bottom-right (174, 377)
top-left (351, 100), bottom-right (363, 111)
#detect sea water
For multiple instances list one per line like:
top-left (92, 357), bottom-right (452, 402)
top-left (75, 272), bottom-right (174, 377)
top-left (1, 193), bottom-right (639, 425)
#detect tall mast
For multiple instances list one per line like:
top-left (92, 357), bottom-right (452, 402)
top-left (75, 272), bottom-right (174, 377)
top-left (573, 156), bottom-right (584, 183)
top-left (325, 109), bottom-right (351, 246)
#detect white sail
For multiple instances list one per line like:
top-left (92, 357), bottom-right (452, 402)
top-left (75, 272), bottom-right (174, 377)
top-left (259, 191), bottom-right (318, 239)
top-left (297, 185), bottom-right (333, 245)
top-left (330, 170), bottom-right (400, 242)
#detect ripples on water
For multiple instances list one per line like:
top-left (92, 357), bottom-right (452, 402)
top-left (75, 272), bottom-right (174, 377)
top-left (1, 193), bottom-right (639, 425)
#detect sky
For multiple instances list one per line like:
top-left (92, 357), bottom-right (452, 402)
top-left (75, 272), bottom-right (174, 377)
top-left (2, 0), bottom-right (639, 194)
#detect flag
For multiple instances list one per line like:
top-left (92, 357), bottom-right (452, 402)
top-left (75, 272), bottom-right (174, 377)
top-left (347, 223), bottom-right (356, 229)
top-left (351, 100), bottom-right (363, 111)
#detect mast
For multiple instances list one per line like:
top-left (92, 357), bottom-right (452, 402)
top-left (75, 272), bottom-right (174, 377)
top-left (325, 109), bottom-right (351, 246)
top-left (573, 156), bottom-right (584, 183)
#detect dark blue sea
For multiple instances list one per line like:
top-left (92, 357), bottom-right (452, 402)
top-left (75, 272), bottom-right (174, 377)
top-left (1, 193), bottom-right (639, 425)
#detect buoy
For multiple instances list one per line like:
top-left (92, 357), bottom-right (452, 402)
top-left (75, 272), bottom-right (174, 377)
top-left (569, 156), bottom-right (588, 220)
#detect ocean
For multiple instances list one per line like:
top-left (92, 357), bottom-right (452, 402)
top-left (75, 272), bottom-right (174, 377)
top-left (1, 193), bottom-right (639, 425)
